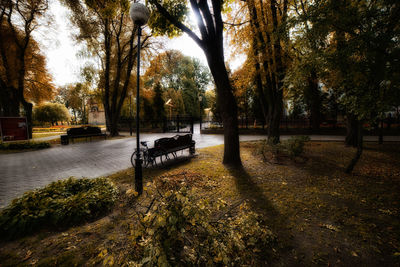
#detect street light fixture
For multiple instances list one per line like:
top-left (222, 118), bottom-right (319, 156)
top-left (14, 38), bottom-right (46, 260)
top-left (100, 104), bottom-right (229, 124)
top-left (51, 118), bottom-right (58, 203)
top-left (130, 2), bottom-right (150, 195)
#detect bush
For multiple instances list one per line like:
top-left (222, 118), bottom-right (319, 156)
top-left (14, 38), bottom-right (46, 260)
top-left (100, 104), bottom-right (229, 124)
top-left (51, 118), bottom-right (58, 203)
top-left (128, 183), bottom-right (275, 265)
top-left (282, 136), bottom-right (310, 158)
top-left (0, 177), bottom-right (118, 239)
top-left (0, 141), bottom-right (50, 150)
top-left (33, 103), bottom-right (70, 125)
top-left (256, 136), bottom-right (310, 161)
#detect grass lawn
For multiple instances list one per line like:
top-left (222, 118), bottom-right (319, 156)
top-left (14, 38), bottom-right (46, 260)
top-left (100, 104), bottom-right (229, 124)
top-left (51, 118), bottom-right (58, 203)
top-left (32, 132), bottom-right (63, 139)
top-left (0, 141), bottom-right (399, 266)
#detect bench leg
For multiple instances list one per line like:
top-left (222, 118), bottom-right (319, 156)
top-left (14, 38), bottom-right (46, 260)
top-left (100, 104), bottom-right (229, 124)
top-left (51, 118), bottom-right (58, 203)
top-left (189, 146), bottom-right (195, 155)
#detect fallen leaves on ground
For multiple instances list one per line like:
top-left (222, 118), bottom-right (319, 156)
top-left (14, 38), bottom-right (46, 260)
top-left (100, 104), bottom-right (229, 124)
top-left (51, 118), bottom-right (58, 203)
top-left (0, 141), bottom-right (399, 266)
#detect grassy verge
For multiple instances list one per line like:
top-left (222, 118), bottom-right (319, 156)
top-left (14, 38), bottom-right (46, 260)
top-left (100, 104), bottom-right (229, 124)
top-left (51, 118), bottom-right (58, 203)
top-left (32, 133), bottom-right (63, 139)
top-left (0, 141), bottom-right (51, 154)
top-left (0, 141), bottom-right (398, 266)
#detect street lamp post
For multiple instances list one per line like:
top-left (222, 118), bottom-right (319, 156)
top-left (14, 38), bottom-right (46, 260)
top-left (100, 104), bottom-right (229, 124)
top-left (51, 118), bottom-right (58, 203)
top-left (130, 2), bottom-right (150, 195)
top-left (128, 90), bottom-right (133, 136)
top-left (198, 95), bottom-right (202, 131)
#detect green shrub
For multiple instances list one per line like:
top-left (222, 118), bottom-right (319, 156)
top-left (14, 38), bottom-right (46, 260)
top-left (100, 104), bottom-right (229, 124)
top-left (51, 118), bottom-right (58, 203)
top-left (127, 183), bottom-right (275, 266)
top-left (0, 141), bottom-right (50, 150)
top-left (0, 177), bottom-right (118, 239)
top-left (282, 136), bottom-right (310, 158)
top-left (255, 136), bottom-right (310, 161)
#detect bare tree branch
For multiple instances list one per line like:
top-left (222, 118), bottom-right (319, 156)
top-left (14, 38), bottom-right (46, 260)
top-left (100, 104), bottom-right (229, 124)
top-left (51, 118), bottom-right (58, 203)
top-left (148, 0), bottom-right (205, 49)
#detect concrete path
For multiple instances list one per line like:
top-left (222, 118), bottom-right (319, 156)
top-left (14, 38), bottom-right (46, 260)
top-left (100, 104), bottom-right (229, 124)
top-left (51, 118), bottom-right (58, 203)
top-left (1, 125), bottom-right (399, 208)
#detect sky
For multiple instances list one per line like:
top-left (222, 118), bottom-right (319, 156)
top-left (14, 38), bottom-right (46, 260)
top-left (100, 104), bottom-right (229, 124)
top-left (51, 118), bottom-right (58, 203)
top-left (39, 1), bottom-right (209, 87)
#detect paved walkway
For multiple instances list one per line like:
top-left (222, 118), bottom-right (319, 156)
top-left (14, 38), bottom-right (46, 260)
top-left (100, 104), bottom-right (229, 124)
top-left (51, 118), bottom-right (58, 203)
top-left (1, 125), bottom-right (399, 208)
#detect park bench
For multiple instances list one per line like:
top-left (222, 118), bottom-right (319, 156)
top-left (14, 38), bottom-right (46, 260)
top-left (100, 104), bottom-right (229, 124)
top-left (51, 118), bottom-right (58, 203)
top-left (154, 134), bottom-right (195, 159)
top-left (142, 134), bottom-right (195, 166)
top-left (61, 126), bottom-right (106, 145)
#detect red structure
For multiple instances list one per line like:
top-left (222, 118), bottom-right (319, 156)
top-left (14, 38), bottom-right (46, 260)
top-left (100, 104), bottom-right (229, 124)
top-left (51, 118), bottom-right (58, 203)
top-left (0, 117), bottom-right (29, 141)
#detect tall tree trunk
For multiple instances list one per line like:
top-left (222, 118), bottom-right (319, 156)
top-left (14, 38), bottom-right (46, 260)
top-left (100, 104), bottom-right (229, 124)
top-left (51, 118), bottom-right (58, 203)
top-left (345, 113), bottom-right (358, 147)
top-left (206, 49), bottom-right (241, 166)
top-left (21, 100), bottom-right (33, 139)
top-left (248, 0), bottom-right (284, 143)
top-left (82, 98), bottom-right (87, 124)
top-left (267, 0), bottom-right (286, 144)
top-left (248, 6), bottom-right (268, 124)
top-left (151, 0), bottom-right (241, 166)
top-left (306, 69), bottom-right (321, 131)
top-left (114, 28), bottom-right (140, 137)
top-left (0, 26), bottom-right (20, 117)
top-left (73, 110), bottom-right (77, 124)
top-left (17, 46), bottom-right (33, 139)
top-left (103, 19), bottom-right (112, 134)
top-left (268, 90), bottom-right (283, 144)
top-left (109, 112), bottom-right (120, 137)
top-left (0, 85), bottom-right (20, 116)
top-left (345, 121), bottom-right (363, 173)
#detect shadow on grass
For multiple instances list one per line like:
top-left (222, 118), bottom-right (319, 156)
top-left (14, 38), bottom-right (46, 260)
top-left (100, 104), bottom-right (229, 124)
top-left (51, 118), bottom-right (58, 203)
top-left (142, 155), bottom-right (197, 181)
top-left (227, 166), bottom-right (300, 265)
top-left (303, 154), bottom-right (346, 176)
top-left (363, 142), bottom-right (400, 154)
top-left (228, 166), bottom-right (280, 217)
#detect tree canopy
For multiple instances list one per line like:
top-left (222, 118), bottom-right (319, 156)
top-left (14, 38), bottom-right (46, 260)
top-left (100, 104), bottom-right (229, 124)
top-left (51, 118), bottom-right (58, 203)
top-left (143, 50), bottom-right (211, 118)
top-left (33, 102), bottom-right (70, 126)
top-left (61, 0), bottom-right (152, 136)
top-left (0, 0), bottom-right (53, 138)
top-left (148, 0), bottom-right (243, 165)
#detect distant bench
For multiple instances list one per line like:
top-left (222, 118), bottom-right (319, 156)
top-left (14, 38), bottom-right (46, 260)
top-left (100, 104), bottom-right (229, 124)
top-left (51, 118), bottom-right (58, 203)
top-left (61, 126), bottom-right (106, 145)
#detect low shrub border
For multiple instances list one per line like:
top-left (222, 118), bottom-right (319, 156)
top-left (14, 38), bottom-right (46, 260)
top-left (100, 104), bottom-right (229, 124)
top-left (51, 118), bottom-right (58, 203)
top-left (0, 141), bottom-right (51, 150)
top-left (0, 177), bottom-right (118, 240)
top-left (33, 127), bottom-right (68, 132)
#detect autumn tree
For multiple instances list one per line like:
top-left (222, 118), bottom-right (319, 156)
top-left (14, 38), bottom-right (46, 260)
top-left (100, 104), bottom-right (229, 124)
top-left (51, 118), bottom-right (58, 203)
top-left (223, 0), bottom-right (290, 142)
top-left (308, 0), bottom-right (400, 173)
top-left (284, 0), bottom-right (324, 131)
top-left (0, 0), bottom-right (52, 138)
top-left (143, 50), bottom-right (210, 119)
top-left (0, 25), bottom-right (54, 110)
top-left (61, 0), bottom-right (151, 136)
top-left (152, 82), bottom-right (165, 121)
top-left (57, 83), bottom-right (90, 124)
top-left (141, 94), bottom-right (154, 123)
top-left (231, 61), bottom-right (254, 126)
top-left (164, 87), bottom-right (185, 117)
top-left (33, 102), bottom-right (70, 126)
top-left (148, 0), bottom-right (242, 165)
top-left (246, 0), bottom-right (289, 143)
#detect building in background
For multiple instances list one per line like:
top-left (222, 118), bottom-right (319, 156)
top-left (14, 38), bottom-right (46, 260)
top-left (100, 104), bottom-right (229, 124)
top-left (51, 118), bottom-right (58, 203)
top-left (88, 99), bottom-right (105, 125)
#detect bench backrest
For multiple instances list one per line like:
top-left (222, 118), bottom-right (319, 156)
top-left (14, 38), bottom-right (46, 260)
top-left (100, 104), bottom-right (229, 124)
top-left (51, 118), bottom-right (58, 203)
top-left (175, 134), bottom-right (192, 147)
top-left (154, 137), bottom-right (175, 150)
top-left (154, 134), bottom-right (193, 150)
top-left (67, 126), bottom-right (101, 136)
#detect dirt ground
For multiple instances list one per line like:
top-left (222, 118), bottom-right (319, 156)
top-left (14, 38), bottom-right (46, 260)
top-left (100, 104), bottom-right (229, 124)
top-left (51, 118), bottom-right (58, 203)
top-left (0, 141), bottom-right (399, 266)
